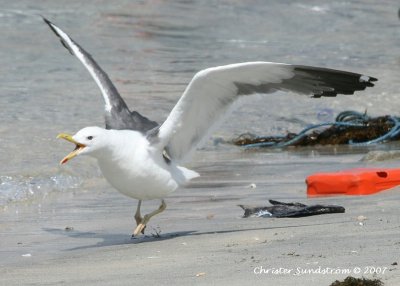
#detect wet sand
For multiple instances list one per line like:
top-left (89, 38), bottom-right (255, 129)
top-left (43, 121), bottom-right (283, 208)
top-left (1, 150), bottom-right (399, 285)
top-left (1, 2), bottom-right (400, 284)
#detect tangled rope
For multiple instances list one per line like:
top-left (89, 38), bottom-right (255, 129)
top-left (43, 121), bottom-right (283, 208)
top-left (234, 111), bottom-right (400, 148)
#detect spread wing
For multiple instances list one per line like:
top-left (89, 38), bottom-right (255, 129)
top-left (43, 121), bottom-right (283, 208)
top-left (153, 62), bottom-right (377, 162)
top-left (43, 17), bottom-right (158, 132)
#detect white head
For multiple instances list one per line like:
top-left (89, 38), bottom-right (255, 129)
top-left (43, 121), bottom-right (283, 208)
top-left (57, 126), bottom-right (110, 164)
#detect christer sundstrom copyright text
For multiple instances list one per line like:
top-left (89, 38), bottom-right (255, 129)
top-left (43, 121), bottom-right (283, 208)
top-left (253, 266), bottom-right (387, 276)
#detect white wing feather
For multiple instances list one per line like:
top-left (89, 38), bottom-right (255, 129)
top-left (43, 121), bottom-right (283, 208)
top-left (45, 20), bottom-right (113, 112)
top-left (155, 61), bottom-right (376, 163)
top-left (157, 62), bottom-right (294, 161)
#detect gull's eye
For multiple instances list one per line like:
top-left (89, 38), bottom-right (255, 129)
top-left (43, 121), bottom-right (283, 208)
top-left (87, 136), bottom-right (93, 140)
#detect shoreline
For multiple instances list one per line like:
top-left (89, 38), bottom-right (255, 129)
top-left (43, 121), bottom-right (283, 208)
top-left (1, 150), bottom-right (399, 285)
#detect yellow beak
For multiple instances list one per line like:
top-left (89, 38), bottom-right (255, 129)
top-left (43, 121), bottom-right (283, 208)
top-left (57, 133), bottom-right (86, 164)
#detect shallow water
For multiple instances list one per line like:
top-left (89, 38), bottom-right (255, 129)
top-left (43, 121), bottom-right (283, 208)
top-left (1, 0), bottom-right (400, 206)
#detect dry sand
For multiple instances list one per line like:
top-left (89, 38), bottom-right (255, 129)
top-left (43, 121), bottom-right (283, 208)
top-left (1, 1), bottom-right (398, 285)
top-left (1, 149), bottom-right (399, 285)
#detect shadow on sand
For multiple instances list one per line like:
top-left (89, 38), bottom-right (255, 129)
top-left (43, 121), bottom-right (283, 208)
top-left (43, 219), bottom-right (348, 251)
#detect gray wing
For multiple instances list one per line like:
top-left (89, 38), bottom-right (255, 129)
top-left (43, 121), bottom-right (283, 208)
top-left (155, 62), bottom-right (377, 163)
top-left (235, 65), bottom-right (377, 97)
top-left (43, 17), bottom-right (158, 132)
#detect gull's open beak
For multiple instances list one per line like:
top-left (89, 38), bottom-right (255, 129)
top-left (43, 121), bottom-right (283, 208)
top-left (57, 133), bottom-right (86, 164)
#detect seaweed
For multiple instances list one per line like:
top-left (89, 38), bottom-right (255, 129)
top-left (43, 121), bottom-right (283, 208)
top-left (329, 276), bottom-right (384, 286)
top-left (233, 112), bottom-right (399, 147)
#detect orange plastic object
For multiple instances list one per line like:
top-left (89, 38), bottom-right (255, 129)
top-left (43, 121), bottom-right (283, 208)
top-left (306, 168), bottom-right (400, 197)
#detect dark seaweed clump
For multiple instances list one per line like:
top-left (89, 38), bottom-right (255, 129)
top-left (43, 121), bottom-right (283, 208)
top-left (329, 276), bottom-right (384, 286)
top-left (233, 115), bottom-right (396, 147)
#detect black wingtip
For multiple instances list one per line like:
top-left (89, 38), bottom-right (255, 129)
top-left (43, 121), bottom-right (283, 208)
top-left (294, 66), bottom-right (378, 98)
top-left (42, 16), bottom-right (58, 35)
top-left (361, 75), bottom-right (378, 87)
top-left (42, 16), bottom-right (51, 25)
top-left (42, 16), bottom-right (75, 56)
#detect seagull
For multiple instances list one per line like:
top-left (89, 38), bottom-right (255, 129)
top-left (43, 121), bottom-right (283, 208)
top-left (44, 17), bottom-right (377, 236)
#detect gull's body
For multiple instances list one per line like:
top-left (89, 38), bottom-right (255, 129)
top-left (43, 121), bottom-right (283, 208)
top-left (45, 18), bottom-right (377, 236)
top-left (88, 128), bottom-right (198, 200)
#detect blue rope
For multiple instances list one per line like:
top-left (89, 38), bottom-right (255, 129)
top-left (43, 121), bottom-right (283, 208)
top-left (349, 116), bottom-right (400, 146)
top-left (244, 111), bottom-right (400, 149)
top-left (335, 110), bottom-right (369, 123)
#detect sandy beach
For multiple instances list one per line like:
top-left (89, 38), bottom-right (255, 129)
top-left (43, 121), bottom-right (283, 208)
top-left (1, 149), bottom-right (399, 285)
top-left (1, 0), bottom-right (400, 285)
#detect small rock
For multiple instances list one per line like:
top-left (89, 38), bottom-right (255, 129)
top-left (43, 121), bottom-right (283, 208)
top-left (196, 272), bottom-right (206, 277)
top-left (357, 215), bottom-right (367, 221)
top-left (391, 262), bottom-right (398, 266)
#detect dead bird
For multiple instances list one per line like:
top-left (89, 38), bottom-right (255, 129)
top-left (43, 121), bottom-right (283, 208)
top-left (239, 200), bottom-right (345, 218)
